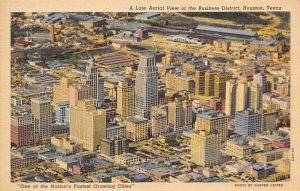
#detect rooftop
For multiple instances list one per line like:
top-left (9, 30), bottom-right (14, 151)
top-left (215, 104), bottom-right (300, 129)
top-left (135, 12), bottom-right (160, 20)
top-left (57, 155), bottom-right (80, 164)
top-left (250, 39), bottom-right (276, 45)
top-left (116, 153), bottom-right (139, 160)
top-left (126, 116), bottom-right (148, 123)
top-left (196, 25), bottom-right (257, 37)
top-left (197, 109), bottom-right (227, 119)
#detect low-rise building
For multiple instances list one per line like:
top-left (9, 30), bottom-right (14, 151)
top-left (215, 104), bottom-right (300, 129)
top-left (223, 138), bottom-right (252, 158)
top-left (243, 163), bottom-right (276, 179)
top-left (55, 155), bottom-right (80, 171)
top-left (257, 148), bottom-right (289, 163)
top-left (249, 137), bottom-right (272, 152)
top-left (115, 153), bottom-right (140, 165)
top-left (51, 135), bottom-right (83, 155)
top-left (11, 148), bottom-right (38, 170)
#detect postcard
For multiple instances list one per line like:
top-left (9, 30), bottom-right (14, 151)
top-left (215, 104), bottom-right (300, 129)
top-left (0, 0), bottom-right (299, 191)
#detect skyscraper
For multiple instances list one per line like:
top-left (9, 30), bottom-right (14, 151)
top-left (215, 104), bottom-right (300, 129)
top-left (31, 97), bottom-right (51, 145)
top-left (235, 108), bottom-right (261, 137)
top-left (70, 99), bottom-right (106, 151)
top-left (53, 77), bottom-right (73, 104)
top-left (248, 82), bottom-right (262, 113)
top-left (225, 79), bottom-right (237, 117)
top-left (11, 114), bottom-right (34, 148)
top-left (168, 98), bottom-right (193, 132)
top-left (205, 71), bottom-right (217, 96)
top-left (69, 83), bottom-right (92, 108)
top-left (125, 116), bottom-right (148, 142)
top-left (135, 52), bottom-right (158, 119)
top-left (191, 130), bottom-right (221, 167)
top-left (195, 69), bottom-right (206, 96)
top-left (151, 114), bottom-right (168, 136)
top-left (253, 73), bottom-right (267, 93)
top-left (84, 61), bottom-right (104, 108)
top-left (236, 80), bottom-right (248, 112)
top-left (117, 78), bottom-right (135, 119)
top-left (55, 101), bottom-right (69, 126)
top-left (195, 109), bottom-right (229, 142)
top-left (214, 72), bottom-right (232, 100)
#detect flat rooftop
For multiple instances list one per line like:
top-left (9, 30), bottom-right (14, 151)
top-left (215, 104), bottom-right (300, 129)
top-left (126, 116), bottom-right (148, 123)
top-left (95, 54), bottom-right (135, 66)
top-left (196, 25), bottom-right (257, 37)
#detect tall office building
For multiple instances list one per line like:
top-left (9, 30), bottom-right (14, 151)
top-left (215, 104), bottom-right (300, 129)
top-left (253, 73), bottom-right (267, 93)
top-left (125, 116), bottom-right (148, 142)
top-left (163, 50), bottom-right (174, 65)
top-left (168, 98), bottom-right (193, 132)
top-left (31, 97), bottom-right (52, 144)
top-left (195, 110), bottom-right (229, 142)
top-left (11, 114), bottom-right (34, 148)
top-left (151, 114), bottom-right (168, 136)
top-left (235, 108), bottom-right (261, 137)
top-left (248, 82), bottom-right (262, 113)
top-left (84, 61), bottom-right (104, 108)
top-left (135, 52), bottom-right (158, 119)
top-left (70, 99), bottom-right (106, 151)
top-left (69, 83), bottom-right (92, 108)
top-left (195, 69), bottom-right (206, 96)
top-left (261, 111), bottom-right (278, 132)
top-left (214, 72), bottom-right (232, 100)
top-left (117, 78), bottom-right (135, 119)
top-left (191, 130), bottom-right (221, 167)
top-left (225, 79), bottom-right (237, 117)
top-left (205, 71), bottom-right (217, 96)
top-left (236, 80), bottom-right (248, 112)
top-left (55, 101), bottom-right (69, 126)
top-left (53, 77), bottom-right (73, 104)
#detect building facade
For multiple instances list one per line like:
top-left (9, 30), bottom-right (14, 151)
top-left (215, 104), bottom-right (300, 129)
top-left (55, 101), bottom-right (69, 126)
top-left (135, 52), bottom-right (158, 119)
top-left (117, 78), bottom-right (135, 118)
top-left (100, 136), bottom-right (129, 157)
top-left (235, 108), bottom-right (261, 137)
top-left (11, 114), bottom-right (34, 148)
top-left (69, 83), bottom-right (92, 108)
top-left (168, 99), bottom-right (193, 132)
top-left (31, 97), bottom-right (51, 144)
top-left (70, 99), bottom-right (106, 151)
top-left (151, 114), bottom-right (168, 136)
top-left (125, 116), bottom-right (148, 142)
top-left (84, 61), bottom-right (104, 108)
top-left (191, 130), bottom-right (221, 167)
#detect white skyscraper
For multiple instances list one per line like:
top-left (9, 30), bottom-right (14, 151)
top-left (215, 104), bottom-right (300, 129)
top-left (84, 61), bottom-right (104, 108)
top-left (135, 52), bottom-right (158, 119)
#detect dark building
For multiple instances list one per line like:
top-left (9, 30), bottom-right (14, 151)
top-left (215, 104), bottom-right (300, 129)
top-left (100, 136), bottom-right (129, 157)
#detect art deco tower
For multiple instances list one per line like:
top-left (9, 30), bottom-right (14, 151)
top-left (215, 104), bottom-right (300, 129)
top-left (84, 61), bottom-right (104, 108)
top-left (135, 52), bottom-right (158, 119)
